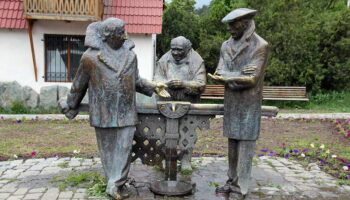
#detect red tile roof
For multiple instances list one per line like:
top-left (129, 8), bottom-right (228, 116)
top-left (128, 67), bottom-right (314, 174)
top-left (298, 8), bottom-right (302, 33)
top-left (0, 0), bottom-right (26, 29)
top-left (103, 0), bottom-right (163, 34)
top-left (0, 0), bottom-right (163, 34)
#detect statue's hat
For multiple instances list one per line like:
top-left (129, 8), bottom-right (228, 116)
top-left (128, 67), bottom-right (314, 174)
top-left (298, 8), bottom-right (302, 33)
top-left (222, 8), bottom-right (257, 23)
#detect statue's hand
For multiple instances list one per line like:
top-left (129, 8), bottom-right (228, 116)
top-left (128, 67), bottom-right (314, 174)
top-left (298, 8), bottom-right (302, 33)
top-left (155, 83), bottom-right (171, 98)
top-left (65, 109), bottom-right (79, 120)
top-left (58, 98), bottom-right (79, 119)
top-left (241, 65), bottom-right (257, 76)
top-left (58, 98), bottom-right (70, 114)
top-left (208, 73), bottom-right (227, 82)
top-left (167, 79), bottom-right (184, 89)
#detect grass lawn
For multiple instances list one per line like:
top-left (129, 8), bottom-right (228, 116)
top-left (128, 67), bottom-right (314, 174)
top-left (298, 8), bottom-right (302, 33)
top-left (0, 117), bottom-right (349, 182)
top-left (0, 118), bottom-right (349, 159)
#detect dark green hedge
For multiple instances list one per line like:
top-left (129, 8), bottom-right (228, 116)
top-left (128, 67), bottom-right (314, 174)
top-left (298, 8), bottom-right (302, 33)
top-left (157, 0), bottom-right (350, 93)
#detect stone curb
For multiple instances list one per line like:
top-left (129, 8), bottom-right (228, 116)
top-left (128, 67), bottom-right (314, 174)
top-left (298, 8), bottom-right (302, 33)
top-left (1, 113), bottom-right (350, 120)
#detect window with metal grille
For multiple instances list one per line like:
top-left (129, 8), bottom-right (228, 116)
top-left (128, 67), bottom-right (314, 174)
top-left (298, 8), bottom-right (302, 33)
top-left (44, 35), bottom-right (87, 82)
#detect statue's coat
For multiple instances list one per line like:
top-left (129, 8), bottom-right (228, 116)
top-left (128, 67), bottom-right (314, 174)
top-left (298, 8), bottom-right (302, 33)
top-left (216, 22), bottom-right (269, 140)
top-left (67, 31), bottom-right (155, 128)
top-left (154, 49), bottom-right (206, 103)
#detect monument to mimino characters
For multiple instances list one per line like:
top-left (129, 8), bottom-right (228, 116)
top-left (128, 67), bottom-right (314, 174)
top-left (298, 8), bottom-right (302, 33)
top-left (60, 7), bottom-right (271, 200)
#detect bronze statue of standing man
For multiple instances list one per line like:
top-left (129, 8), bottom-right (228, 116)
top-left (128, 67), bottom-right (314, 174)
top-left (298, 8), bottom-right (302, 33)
top-left (209, 8), bottom-right (269, 196)
top-left (59, 18), bottom-right (169, 200)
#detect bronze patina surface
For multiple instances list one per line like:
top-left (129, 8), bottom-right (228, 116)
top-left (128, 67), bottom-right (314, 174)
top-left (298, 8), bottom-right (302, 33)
top-left (59, 17), bottom-right (169, 200)
top-left (210, 8), bottom-right (270, 196)
top-left (154, 36), bottom-right (207, 171)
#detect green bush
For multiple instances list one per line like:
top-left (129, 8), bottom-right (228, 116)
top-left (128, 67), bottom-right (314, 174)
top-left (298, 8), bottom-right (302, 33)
top-left (160, 0), bottom-right (350, 93)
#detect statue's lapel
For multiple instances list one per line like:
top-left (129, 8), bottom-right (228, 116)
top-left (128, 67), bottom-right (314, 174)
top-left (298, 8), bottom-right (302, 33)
top-left (98, 48), bottom-right (129, 77)
top-left (231, 41), bottom-right (249, 61)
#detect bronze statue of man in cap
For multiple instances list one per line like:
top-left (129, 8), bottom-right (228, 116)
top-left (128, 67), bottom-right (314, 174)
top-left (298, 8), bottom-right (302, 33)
top-left (59, 18), bottom-right (169, 200)
top-left (154, 36), bottom-right (206, 170)
top-left (209, 8), bottom-right (269, 196)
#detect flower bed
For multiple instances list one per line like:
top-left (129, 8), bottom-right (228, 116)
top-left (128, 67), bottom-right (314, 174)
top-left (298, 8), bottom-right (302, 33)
top-left (333, 118), bottom-right (350, 139)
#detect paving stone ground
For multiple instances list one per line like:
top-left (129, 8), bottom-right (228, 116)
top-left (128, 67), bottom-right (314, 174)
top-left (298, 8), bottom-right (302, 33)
top-left (0, 156), bottom-right (349, 200)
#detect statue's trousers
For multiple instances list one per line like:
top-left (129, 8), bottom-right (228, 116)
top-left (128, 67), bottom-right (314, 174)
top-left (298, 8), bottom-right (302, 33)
top-left (95, 126), bottom-right (136, 193)
top-left (227, 139), bottom-right (256, 195)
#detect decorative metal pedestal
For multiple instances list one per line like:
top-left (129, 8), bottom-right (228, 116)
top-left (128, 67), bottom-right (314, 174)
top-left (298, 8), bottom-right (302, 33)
top-left (150, 180), bottom-right (193, 196)
top-left (131, 102), bottom-right (278, 196)
top-left (133, 101), bottom-right (209, 196)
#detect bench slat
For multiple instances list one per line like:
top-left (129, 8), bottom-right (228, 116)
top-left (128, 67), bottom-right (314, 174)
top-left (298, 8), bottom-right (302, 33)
top-left (201, 85), bottom-right (308, 101)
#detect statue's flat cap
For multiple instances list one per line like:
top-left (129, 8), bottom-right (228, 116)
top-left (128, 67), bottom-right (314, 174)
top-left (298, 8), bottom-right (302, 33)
top-left (222, 8), bottom-right (257, 23)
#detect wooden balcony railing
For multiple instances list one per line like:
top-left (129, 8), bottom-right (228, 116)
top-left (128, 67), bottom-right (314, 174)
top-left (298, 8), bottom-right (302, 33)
top-left (23, 0), bottom-right (104, 21)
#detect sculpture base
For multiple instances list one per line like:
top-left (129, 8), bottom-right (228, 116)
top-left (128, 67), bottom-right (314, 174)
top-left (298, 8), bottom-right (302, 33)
top-left (150, 180), bottom-right (193, 196)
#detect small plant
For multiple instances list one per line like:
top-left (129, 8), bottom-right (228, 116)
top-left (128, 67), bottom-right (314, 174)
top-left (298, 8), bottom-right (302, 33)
top-left (268, 184), bottom-right (282, 190)
top-left (58, 161), bottom-right (69, 168)
top-left (87, 173), bottom-right (107, 197)
top-left (7, 178), bottom-right (17, 183)
top-left (252, 157), bottom-right (258, 166)
top-left (153, 165), bottom-right (164, 172)
top-left (208, 182), bottom-right (219, 187)
top-left (265, 160), bottom-right (275, 168)
top-left (11, 101), bottom-right (31, 114)
top-left (59, 183), bottom-right (68, 191)
top-left (333, 118), bottom-right (350, 140)
top-left (50, 172), bottom-right (106, 193)
top-left (180, 169), bottom-right (193, 175)
top-left (65, 172), bottom-right (90, 186)
top-left (337, 179), bottom-right (350, 186)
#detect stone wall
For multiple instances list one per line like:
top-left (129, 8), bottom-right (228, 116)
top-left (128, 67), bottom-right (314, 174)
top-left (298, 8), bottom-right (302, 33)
top-left (0, 81), bottom-right (88, 110)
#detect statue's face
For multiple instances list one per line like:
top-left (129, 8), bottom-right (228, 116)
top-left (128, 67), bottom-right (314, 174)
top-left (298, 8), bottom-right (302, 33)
top-left (171, 46), bottom-right (187, 62)
top-left (105, 27), bottom-right (125, 50)
top-left (228, 19), bottom-right (250, 40)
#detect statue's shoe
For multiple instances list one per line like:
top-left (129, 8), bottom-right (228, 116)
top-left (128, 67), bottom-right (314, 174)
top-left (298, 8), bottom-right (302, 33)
top-left (109, 185), bottom-right (130, 200)
top-left (215, 184), bottom-right (241, 194)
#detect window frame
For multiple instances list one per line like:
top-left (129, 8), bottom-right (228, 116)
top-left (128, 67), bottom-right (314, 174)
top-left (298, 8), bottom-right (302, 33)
top-left (44, 34), bottom-right (86, 83)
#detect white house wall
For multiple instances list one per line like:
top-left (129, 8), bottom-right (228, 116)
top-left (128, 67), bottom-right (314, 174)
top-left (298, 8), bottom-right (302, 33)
top-left (0, 20), bottom-right (155, 93)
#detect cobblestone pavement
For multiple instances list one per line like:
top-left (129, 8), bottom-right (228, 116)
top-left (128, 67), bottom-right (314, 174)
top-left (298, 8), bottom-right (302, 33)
top-left (0, 156), bottom-right (349, 200)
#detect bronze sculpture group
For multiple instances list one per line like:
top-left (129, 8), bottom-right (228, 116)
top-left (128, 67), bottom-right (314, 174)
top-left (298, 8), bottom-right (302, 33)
top-left (60, 8), bottom-right (269, 200)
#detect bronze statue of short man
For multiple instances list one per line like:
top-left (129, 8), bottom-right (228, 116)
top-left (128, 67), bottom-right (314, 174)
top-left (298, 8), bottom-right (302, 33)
top-left (154, 36), bottom-right (206, 103)
top-left (209, 8), bottom-right (269, 196)
top-left (59, 18), bottom-right (169, 200)
top-left (154, 36), bottom-right (206, 170)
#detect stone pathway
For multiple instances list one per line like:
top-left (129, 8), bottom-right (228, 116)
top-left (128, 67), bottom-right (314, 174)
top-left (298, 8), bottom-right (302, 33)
top-left (0, 156), bottom-right (349, 200)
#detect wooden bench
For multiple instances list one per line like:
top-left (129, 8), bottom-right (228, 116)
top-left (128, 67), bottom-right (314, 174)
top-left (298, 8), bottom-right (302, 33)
top-left (201, 85), bottom-right (309, 101)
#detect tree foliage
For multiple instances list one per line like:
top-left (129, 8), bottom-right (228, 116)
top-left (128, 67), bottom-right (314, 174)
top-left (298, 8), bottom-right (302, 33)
top-left (158, 0), bottom-right (350, 92)
top-left (156, 0), bottom-right (200, 57)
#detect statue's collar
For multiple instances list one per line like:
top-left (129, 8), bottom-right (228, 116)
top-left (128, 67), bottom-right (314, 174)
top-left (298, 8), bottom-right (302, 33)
top-left (97, 45), bottom-right (129, 73)
top-left (229, 21), bottom-right (255, 46)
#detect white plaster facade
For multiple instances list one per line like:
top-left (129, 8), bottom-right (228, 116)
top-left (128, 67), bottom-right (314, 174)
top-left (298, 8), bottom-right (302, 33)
top-left (0, 20), bottom-right (156, 92)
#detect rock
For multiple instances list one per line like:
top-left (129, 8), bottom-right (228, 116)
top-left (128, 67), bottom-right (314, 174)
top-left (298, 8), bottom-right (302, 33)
top-left (0, 82), bottom-right (39, 109)
top-left (57, 86), bottom-right (69, 100)
top-left (0, 81), bottom-right (24, 109)
top-left (39, 86), bottom-right (58, 109)
top-left (22, 86), bottom-right (39, 109)
top-left (307, 163), bottom-right (320, 171)
top-left (82, 91), bottom-right (89, 104)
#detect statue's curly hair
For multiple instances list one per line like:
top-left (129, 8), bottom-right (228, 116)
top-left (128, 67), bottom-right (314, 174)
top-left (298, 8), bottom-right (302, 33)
top-left (100, 18), bottom-right (125, 41)
top-left (170, 36), bottom-right (192, 52)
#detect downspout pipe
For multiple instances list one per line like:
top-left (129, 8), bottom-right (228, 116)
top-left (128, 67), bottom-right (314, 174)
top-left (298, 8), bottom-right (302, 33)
top-left (27, 19), bottom-right (38, 82)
